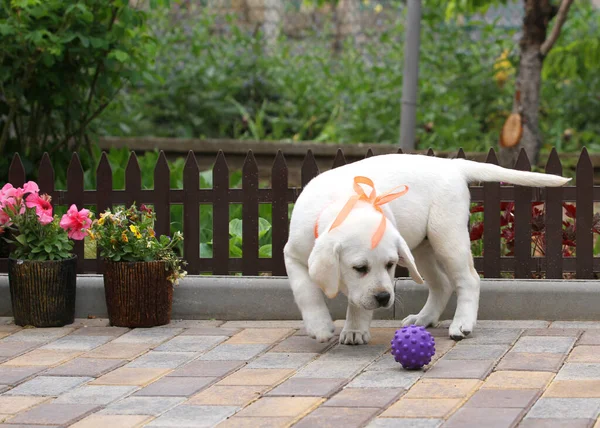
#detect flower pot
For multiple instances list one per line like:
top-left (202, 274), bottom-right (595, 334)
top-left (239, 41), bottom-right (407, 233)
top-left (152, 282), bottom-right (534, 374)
top-left (8, 257), bottom-right (77, 327)
top-left (103, 261), bottom-right (173, 328)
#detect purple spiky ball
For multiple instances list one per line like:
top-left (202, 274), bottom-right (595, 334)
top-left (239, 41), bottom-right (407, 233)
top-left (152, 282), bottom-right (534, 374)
top-left (390, 325), bottom-right (436, 370)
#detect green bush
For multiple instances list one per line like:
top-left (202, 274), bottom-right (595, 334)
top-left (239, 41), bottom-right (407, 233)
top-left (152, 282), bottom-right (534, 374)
top-left (97, 2), bottom-right (600, 153)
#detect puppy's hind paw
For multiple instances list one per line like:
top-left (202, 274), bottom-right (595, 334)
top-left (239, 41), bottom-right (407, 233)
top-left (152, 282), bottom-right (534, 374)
top-left (339, 329), bottom-right (371, 345)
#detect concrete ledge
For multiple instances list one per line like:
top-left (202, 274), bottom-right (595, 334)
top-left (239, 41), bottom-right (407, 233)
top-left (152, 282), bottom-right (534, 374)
top-left (1, 275), bottom-right (599, 321)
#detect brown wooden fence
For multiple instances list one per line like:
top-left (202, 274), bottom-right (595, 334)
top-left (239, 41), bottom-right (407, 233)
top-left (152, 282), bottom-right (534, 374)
top-left (2, 147), bottom-right (599, 279)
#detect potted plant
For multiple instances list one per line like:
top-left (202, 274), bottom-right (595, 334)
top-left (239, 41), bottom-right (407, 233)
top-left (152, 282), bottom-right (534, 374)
top-left (89, 204), bottom-right (186, 328)
top-left (0, 182), bottom-right (91, 327)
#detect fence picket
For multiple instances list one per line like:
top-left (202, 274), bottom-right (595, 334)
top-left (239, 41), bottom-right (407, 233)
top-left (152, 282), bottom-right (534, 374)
top-left (153, 151), bottom-right (170, 239)
top-left (544, 149), bottom-right (563, 278)
top-left (67, 153), bottom-right (85, 273)
top-left (301, 150), bottom-right (319, 188)
top-left (212, 151), bottom-right (229, 275)
top-left (96, 152), bottom-right (113, 273)
top-left (272, 151), bottom-right (289, 276)
top-left (397, 148), bottom-right (404, 154)
top-left (427, 148), bottom-right (435, 156)
top-left (332, 148), bottom-right (347, 169)
top-left (242, 151), bottom-right (259, 275)
top-left (8, 154), bottom-right (25, 187)
top-left (365, 148), bottom-right (374, 158)
top-left (483, 149), bottom-right (501, 278)
top-left (457, 148), bottom-right (466, 159)
top-left (514, 149), bottom-right (532, 278)
top-left (183, 151), bottom-right (200, 274)
top-left (125, 152), bottom-right (142, 208)
top-left (576, 148), bottom-right (594, 278)
top-left (38, 153), bottom-right (55, 197)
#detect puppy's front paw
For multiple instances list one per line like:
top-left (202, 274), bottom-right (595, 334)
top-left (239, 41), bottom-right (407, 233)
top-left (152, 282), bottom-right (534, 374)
top-left (449, 317), bottom-right (475, 341)
top-left (401, 313), bottom-right (437, 328)
top-left (305, 319), bottom-right (335, 343)
top-left (340, 329), bottom-right (371, 345)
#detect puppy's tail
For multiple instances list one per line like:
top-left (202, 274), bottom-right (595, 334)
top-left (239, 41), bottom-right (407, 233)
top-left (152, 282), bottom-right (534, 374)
top-left (457, 159), bottom-right (571, 187)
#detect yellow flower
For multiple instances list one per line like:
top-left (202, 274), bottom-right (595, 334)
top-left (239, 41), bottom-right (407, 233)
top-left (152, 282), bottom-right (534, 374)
top-left (121, 232), bottom-right (128, 243)
top-left (149, 229), bottom-right (155, 238)
top-left (129, 225), bottom-right (142, 239)
top-left (98, 217), bottom-right (105, 226)
top-left (87, 230), bottom-right (96, 240)
top-left (374, 3), bottom-right (382, 13)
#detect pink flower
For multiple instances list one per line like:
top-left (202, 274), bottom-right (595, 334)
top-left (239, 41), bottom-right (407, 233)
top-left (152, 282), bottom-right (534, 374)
top-left (60, 205), bottom-right (92, 240)
top-left (22, 181), bottom-right (39, 195)
top-left (26, 193), bottom-right (53, 225)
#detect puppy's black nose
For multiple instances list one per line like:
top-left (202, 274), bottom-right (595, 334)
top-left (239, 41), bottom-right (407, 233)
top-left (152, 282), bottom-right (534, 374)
top-left (374, 292), bottom-right (391, 307)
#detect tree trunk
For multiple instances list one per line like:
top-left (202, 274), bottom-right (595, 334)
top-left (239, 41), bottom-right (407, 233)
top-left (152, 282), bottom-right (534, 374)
top-left (499, 0), bottom-right (555, 168)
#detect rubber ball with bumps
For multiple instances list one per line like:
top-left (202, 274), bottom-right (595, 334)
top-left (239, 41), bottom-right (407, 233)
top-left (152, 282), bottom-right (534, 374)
top-left (390, 325), bottom-right (436, 370)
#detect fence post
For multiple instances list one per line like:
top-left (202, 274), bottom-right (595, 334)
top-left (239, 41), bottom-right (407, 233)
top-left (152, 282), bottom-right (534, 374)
top-left (153, 151), bottom-right (171, 239)
top-left (271, 151), bottom-right (288, 276)
top-left (96, 153), bottom-right (113, 273)
top-left (332, 148), bottom-right (347, 169)
top-left (544, 148), bottom-right (564, 279)
top-left (125, 152), bottom-right (142, 208)
top-left (8, 154), bottom-right (25, 187)
top-left (242, 151), bottom-right (259, 276)
top-left (576, 148), bottom-right (594, 279)
top-left (212, 151), bottom-right (229, 275)
top-left (301, 150), bottom-right (319, 188)
top-left (67, 153), bottom-right (85, 273)
top-left (183, 151), bottom-right (200, 275)
top-left (514, 149), bottom-right (532, 278)
top-left (483, 149), bottom-right (501, 278)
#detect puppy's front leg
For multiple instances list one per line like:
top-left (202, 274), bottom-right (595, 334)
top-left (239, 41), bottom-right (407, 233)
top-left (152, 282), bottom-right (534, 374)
top-left (340, 304), bottom-right (373, 345)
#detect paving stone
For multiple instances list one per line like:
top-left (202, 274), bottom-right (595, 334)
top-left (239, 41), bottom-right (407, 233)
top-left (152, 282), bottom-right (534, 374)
top-left (247, 353), bottom-right (318, 369)
top-left (44, 358), bottom-right (127, 377)
top-left (381, 398), bottom-right (461, 418)
top-left (483, 371), bottom-right (554, 389)
top-left (550, 322), bottom-right (600, 329)
top-left (146, 405), bottom-right (238, 427)
top-left (0, 396), bottom-right (48, 414)
top-left (444, 345), bottom-right (509, 360)
top-left (134, 376), bottom-right (215, 397)
top-left (366, 353), bottom-right (402, 371)
top-left (83, 343), bottom-right (150, 360)
top-left (54, 385), bottom-right (138, 405)
top-left (66, 319), bottom-right (112, 328)
top-left (199, 344), bottom-right (268, 361)
top-left (443, 407), bottom-right (524, 428)
top-left (100, 396), bottom-right (186, 416)
top-left (153, 336), bottom-right (227, 352)
top-left (90, 367), bottom-right (170, 386)
top-left (519, 418), bottom-right (596, 427)
top-left (218, 368), bottom-right (294, 386)
top-left (5, 376), bottom-right (92, 396)
top-left (295, 327), bottom-right (342, 337)
top-left (221, 321), bottom-right (304, 329)
top-left (455, 329), bottom-right (523, 345)
top-left (294, 406), bottom-right (381, 428)
top-left (465, 389), bottom-right (540, 408)
top-left (0, 366), bottom-right (46, 386)
top-left (270, 336), bottom-right (334, 354)
top-left (70, 414), bottom-right (151, 428)
top-left (424, 359), bottom-right (494, 379)
top-left (125, 351), bottom-right (196, 369)
top-left (568, 346), bottom-right (600, 363)
top-left (578, 331), bottom-right (600, 346)
top-left (0, 342), bottom-right (37, 358)
top-left (544, 380), bottom-right (600, 398)
top-left (3, 349), bottom-right (80, 366)
top-left (226, 328), bottom-right (293, 345)
top-left (8, 403), bottom-right (99, 425)
top-left (496, 352), bottom-right (565, 372)
top-left (112, 328), bottom-right (183, 345)
top-left (267, 378), bottom-right (346, 397)
top-left (2, 328), bottom-right (73, 343)
top-left (556, 363), bottom-right (600, 380)
top-left (324, 387), bottom-right (403, 408)
top-left (179, 328), bottom-right (240, 337)
top-left (167, 360), bottom-right (243, 378)
top-left (217, 416), bottom-right (294, 428)
top-left (322, 345), bottom-right (387, 362)
top-left (367, 418), bottom-right (443, 428)
top-left (475, 321), bottom-right (549, 329)
top-left (294, 360), bottom-right (368, 379)
top-left (0, 424), bottom-right (60, 428)
top-left (368, 328), bottom-right (400, 346)
top-left (235, 396), bottom-right (323, 418)
top-left (40, 336), bottom-right (113, 351)
top-left (512, 337), bottom-right (576, 354)
top-left (523, 329), bottom-right (582, 337)
top-left (159, 320), bottom-right (224, 328)
top-left (403, 379), bottom-right (481, 399)
top-left (526, 398), bottom-right (600, 419)
top-left (346, 369), bottom-right (422, 389)
top-left (188, 385), bottom-right (267, 406)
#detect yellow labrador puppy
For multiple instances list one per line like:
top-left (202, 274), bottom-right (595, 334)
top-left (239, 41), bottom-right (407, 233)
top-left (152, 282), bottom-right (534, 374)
top-left (284, 154), bottom-right (569, 345)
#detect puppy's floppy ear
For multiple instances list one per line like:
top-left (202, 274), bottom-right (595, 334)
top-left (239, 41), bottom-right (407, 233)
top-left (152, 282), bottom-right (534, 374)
top-left (308, 233), bottom-right (342, 299)
top-left (397, 235), bottom-right (424, 284)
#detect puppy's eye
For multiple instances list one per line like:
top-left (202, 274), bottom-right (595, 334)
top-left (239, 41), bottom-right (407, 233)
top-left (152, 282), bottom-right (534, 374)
top-left (353, 265), bottom-right (369, 274)
top-left (386, 262), bottom-right (395, 270)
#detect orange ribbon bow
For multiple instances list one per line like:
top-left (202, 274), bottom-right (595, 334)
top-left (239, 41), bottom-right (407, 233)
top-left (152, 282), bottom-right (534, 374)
top-left (314, 176), bottom-right (409, 249)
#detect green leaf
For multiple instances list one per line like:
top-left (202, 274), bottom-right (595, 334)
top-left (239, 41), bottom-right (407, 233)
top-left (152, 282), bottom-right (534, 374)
top-left (259, 244), bottom-right (272, 258)
top-left (258, 218), bottom-right (271, 238)
top-left (111, 50), bottom-right (130, 63)
top-left (229, 239), bottom-right (242, 257)
top-left (15, 235), bottom-right (27, 246)
top-left (229, 219), bottom-right (242, 239)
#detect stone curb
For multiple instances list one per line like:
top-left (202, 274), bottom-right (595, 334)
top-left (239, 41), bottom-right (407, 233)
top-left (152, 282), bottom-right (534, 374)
top-left (0, 275), bottom-right (598, 321)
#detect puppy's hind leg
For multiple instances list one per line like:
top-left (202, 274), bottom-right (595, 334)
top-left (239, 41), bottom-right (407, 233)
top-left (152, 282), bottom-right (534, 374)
top-left (285, 253), bottom-right (335, 342)
top-left (340, 304), bottom-right (373, 345)
top-left (401, 241), bottom-right (453, 328)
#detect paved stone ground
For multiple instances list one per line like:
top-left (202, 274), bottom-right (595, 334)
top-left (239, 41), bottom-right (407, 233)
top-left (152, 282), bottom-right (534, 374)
top-left (0, 318), bottom-right (600, 427)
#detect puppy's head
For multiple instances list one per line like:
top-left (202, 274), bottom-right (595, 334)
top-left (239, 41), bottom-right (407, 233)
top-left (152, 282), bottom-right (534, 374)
top-left (308, 206), bottom-right (423, 310)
